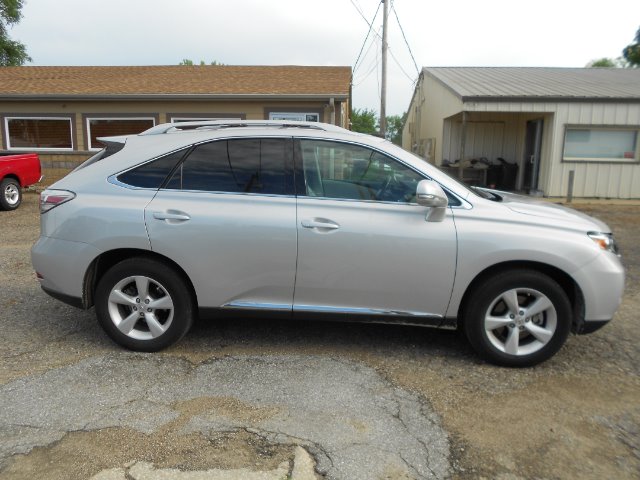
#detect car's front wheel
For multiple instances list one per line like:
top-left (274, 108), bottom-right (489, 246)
top-left (0, 178), bottom-right (22, 211)
top-left (95, 258), bottom-right (194, 351)
top-left (463, 270), bottom-right (572, 367)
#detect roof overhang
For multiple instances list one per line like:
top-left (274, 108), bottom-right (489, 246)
top-left (461, 95), bottom-right (640, 103)
top-left (0, 93), bottom-right (350, 102)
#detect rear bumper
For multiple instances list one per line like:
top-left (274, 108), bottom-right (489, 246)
top-left (31, 235), bottom-right (101, 305)
top-left (41, 285), bottom-right (84, 309)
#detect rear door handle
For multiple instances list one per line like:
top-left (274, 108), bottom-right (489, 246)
top-left (153, 211), bottom-right (191, 222)
top-left (301, 219), bottom-right (340, 230)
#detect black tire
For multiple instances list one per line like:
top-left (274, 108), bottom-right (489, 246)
top-left (0, 178), bottom-right (22, 211)
top-left (95, 257), bottom-right (195, 351)
top-left (462, 270), bottom-right (571, 367)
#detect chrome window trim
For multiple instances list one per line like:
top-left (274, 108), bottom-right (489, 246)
top-left (112, 135), bottom-right (294, 195)
top-left (109, 134), bottom-right (472, 209)
top-left (108, 176), bottom-right (297, 199)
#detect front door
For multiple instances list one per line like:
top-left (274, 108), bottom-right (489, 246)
top-left (293, 139), bottom-right (457, 321)
top-left (523, 119), bottom-right (543, 194)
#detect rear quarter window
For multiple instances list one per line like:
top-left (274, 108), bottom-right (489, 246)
top-left (117, 149), bottom-right (187, 188)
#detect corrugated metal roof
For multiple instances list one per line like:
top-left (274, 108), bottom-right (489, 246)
top-left (424, 67), bottom-right (640, 101)
top-left (0, 65), bottom-right (351, 98)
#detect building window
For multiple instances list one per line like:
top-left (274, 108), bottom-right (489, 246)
top-left (5, 117), bottom-right (73, 150)
top-left (563, 127), bottom-right (639, 162)
top-left (170, 117), bottom-right (242, 123)
top-left (269, 112), bottom-right (320, 122)
top-left (87, 118), bottom-right (155, 150)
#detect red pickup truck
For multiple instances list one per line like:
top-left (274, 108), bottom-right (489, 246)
top-left (0, 153), bottom-right (42, 210)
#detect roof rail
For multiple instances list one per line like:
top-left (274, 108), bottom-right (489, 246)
top-left (140, 120), bottom-right (349, 136)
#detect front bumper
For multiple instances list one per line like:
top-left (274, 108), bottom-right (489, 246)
top-left (572, 250), bottom-right (625, 325)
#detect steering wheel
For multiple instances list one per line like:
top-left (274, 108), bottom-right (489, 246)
top-left (375, 174), bottom-right (396, 200)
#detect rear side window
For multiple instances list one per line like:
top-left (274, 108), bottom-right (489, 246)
top-left (117, 149), bottom-right (186, 188)
top-left (166, 138), bottom-right (290, 195)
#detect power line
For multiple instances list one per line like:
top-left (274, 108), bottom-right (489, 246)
top-left (391, 2), bottom-right (420, 75)
top-left (349, 0), bottom-right (384, 40)
top-left (354, 32), bottom-right (378, 74)
top-left (389, 47), bottom-right (417, 84)
top-left (351, 0), bottom-right (382, 72)
top-left (353, 38), bottom-right (381, 86)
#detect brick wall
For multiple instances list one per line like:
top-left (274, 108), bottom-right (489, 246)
top-left (37, 153), bottom-right (92, 187)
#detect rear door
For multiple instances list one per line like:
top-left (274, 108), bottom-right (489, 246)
top-left (145, 137), bottom-right (297, 312)
top-left (293, 139), bottom-right (457, 321)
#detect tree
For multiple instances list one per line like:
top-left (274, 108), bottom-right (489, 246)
top-left (586, 57), bottom-right (622, 68)
top-left (179, 59), bottom-right (224, 66)
top-left (0, 0), bottom-right (31, 66)
top-left (351, 108), bottom-right (406, 144)
top-left (350, 108), bottom-right (378, 135)
top-left (385, 113), bottom-right (406, 145)
top-left (623, 27), bottom-right (640, 67)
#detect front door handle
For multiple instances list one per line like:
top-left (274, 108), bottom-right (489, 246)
top-left (153, 211), bottom-right (191, 222)
top-left (301, 219), bottom-right (340, 230)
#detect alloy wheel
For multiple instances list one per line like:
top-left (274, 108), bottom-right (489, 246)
top-left (106, 275), bottom-right (174, 340)
top-left (483, 287), bottom-right (557, 356)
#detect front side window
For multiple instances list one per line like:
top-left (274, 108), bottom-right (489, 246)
top-left (5, 117), bottom-right (73, 150)
top-left (87, 118), bottom-right (155, 150)
top-left (166, 138), bottom-right (290, 195)
top-left (298, 139), bottom-right (424, 203)
top-left (563, 128), bottom-right (639, 162)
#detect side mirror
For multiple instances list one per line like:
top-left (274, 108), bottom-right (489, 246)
top-left (416, 180), bottom-right (448, 222)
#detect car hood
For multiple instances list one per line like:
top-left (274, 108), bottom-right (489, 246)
top-left (487, 190), bottom-right (611, 232)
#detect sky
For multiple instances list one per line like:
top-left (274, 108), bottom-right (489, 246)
top-left (10, 0), bottom-right (640, 116)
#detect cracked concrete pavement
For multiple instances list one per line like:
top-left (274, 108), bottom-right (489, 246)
top-left (0, 354), bottom-right (450, 479)
top-left (1, 193), bottom-right (639, 479)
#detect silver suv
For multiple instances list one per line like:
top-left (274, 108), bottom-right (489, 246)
top-left (31, 121), bottom-right (625, 367)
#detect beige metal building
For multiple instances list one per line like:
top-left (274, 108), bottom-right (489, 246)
top-left (403, 67), bottom-right (640, 199)
top-left (0, 65), bottom-right (351, 184)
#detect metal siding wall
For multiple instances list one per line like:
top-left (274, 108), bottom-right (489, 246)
top-left (412, 96), bottom-right (640, 198)
top-left (446, 121), bottom-right (506, 162)
top-left (549, 102), bottom-right (640, 198)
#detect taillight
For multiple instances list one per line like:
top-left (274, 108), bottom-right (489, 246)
top-left (40, 189), bottom-right (76, 213)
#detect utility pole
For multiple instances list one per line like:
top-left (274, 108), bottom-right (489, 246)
top-left (379, 0), bottom-right (388, 137)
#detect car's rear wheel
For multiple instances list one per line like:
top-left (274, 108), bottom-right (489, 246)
top-left (0, 178), bottom-right (22, 211)
top-left (95, 258), bottom-right (194, 351)
top-left (463, 270), bottom-right (572, 367)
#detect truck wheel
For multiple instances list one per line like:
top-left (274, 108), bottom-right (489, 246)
top-left (95, 257), bottom-right (195, 352)
top-left (462, 270), bottom-right (572, 367)
top-left (0, 178), bottom-right (22, 211)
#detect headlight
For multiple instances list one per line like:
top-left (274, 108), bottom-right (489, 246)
top-left (588, 232), bottom-right (619, 255)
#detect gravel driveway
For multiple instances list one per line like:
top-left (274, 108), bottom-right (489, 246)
top-left (1, 193), bottom-right (638, 479)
